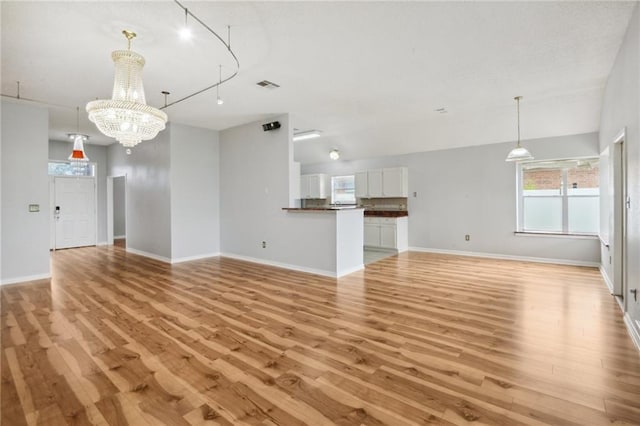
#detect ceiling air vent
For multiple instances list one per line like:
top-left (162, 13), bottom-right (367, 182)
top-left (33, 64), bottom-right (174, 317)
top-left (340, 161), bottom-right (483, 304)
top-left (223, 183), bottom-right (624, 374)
top-left (256, 80), bottom-right (280, 89)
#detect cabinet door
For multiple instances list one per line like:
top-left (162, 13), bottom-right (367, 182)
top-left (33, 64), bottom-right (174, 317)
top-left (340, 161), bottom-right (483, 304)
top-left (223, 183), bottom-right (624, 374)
top-left (379, 225), bottom-right (397, 248)
top-left (355, 172), bottom-right (368, 198)
top-left (368, 169), bottom-right (383, 197)
top-left (382, 167), bottom-right (406, 197)
top-left (364, 224), bottom-right (380, 246)
top-left (308, 175), bottom-right (320, 198)
top-left (300, 175), bottom-right (310, 199)
top-left (317, 174), bottom-right (328, 199)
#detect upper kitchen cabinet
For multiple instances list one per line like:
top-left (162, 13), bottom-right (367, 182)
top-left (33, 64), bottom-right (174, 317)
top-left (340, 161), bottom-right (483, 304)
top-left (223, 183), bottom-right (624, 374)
top-left (382, 167), bottom-right (408, 197)
top-left (355, 167), bottom-right (408, 198)
top-left (355, 171), bottom-right (368, 198)
top-left (368, 169), bottom-right (383, 197)
top-left (300, 173), bottom-right (329, 199)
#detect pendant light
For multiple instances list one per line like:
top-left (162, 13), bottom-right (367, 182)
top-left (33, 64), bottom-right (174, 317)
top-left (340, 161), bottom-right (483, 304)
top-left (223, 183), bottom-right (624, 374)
top-left (505, 96), bottom-right (533, 162)
top-left (86, 30), bottom-right (168, 153)
top-left (68, 107), bottom-right (90, 175)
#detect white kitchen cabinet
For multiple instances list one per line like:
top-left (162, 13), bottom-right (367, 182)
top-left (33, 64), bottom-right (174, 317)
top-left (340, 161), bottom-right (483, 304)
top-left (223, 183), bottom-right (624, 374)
top-left (379, 225), bottom-right (397, 248)
top-left (363, 216), bottom-right (408, 251)
top-left (300, 173), bottom-right (329, 199)
top-left (354, 167), bottom-right (407, 198)
top-left (364, 223), bottom-right (380, 246)
top-left (382, 167), bottom-right (408, 197)
top-left (368, 169), bottom-right (383, 197)
top-left (355, 171), bottom-right (368, 198)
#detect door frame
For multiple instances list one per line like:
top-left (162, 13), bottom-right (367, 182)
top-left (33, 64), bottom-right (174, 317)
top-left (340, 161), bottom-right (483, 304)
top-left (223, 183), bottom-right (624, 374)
top-left (107, 174), bottom-right (127, 246)
top-left (612, 128), bottom-right (627, 303)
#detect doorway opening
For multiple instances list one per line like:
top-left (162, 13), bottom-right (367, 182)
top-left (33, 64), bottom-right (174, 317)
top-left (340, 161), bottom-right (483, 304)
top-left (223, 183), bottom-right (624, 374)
top-left (107, 175), bottom-right (127, 247)
top-left (612, 130), bottom-right (627, 303)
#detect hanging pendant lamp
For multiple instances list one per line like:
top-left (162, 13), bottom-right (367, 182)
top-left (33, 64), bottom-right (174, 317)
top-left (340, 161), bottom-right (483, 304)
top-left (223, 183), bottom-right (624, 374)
top-left (68, 106), bottom-right (90, 175)
top-left (86, 30), bottom-right (167, 153)
top-left (505, 96), bottom-right (533, 162)
top-left (68, 133), bottom-right (89, 162)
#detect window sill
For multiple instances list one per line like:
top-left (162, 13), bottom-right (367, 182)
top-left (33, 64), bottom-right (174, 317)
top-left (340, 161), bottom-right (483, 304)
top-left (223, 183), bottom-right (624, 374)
top-left (514, 232), bottom-right (598, 240)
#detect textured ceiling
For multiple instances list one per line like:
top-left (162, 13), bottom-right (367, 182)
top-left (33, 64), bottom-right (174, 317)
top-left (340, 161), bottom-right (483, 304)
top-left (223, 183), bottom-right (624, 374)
top-left (1, 1), bottom-right (636, 164)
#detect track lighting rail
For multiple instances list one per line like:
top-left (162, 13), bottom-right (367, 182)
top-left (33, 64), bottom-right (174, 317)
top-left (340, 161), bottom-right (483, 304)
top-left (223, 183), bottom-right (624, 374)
top-left (162, 0), bottom-right (240, 110)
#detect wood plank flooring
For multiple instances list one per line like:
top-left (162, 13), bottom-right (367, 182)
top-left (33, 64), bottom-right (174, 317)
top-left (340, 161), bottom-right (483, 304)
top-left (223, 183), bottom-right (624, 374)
top-left (2, 245), bottom-right (640, 425)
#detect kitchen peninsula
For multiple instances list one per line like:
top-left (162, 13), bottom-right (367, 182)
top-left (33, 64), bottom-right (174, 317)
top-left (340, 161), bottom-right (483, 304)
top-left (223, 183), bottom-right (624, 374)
top-left (282, 207), bottom-right (364, 277)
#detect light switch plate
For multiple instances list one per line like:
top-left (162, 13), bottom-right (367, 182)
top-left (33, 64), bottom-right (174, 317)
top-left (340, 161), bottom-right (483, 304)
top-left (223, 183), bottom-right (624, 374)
top-left (29, 204), bottom-right (40, 212)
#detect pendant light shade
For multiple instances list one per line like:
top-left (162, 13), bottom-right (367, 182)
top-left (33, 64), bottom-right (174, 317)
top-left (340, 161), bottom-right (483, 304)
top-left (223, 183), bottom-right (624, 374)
top-left (68, 134), bottom-right (90, 162)
top-left (505, 96), bottom-right (533, 162)
top-left (506, 145), bottom-right (533, 162)
top-left (86, 30), bottom-right (167, 151)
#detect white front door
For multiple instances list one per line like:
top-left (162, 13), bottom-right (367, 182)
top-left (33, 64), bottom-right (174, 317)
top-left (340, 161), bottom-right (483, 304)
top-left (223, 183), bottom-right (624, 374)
top-left (54, 177), bottom-right (96, 249)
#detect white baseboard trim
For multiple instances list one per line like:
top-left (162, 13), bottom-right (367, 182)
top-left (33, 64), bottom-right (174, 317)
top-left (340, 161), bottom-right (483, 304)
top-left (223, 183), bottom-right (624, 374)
top-left (221, 252), bottom-right (345, 278)
top-left (1, 273), bottom-right (51, 286)
top-left (114, 235), bottom-right (126, 240)
top-left (599, 265), bottom-right (614, 293)
top-left (623, 313), bottom-right (640, 351)
top-left (408, 247), bottom-right (599, 268)
top-left (364, 246), bottom-right (397, 253)
top-left (171, 252), bottom-right (221, 264)
top-left (96, 241), bottom-right (108, 246)
top-left (337, 264), bottom-right (365, 277)
top-left (126, 248), bottom-right (172, 264)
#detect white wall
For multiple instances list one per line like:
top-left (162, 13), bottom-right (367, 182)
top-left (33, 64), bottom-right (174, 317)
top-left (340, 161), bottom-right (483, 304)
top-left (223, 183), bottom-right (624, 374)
top-left (108, 127), bottom-right (172, 260)
top-left (113, 176), bottom-right (126, 237)
top-left (107, 122), bottom-right (220, 262)
top-left (599, 4), bottom-right (640, 345)
top-left (220, 114), bottom-right (293, 259)
top-left (49, 140), bottom-right (108, 243)
top-left (169, 123), bottom-right (220, 260)
top-left (303, 132), bottom-right (601, 265)
top-left (1, 101), bottom-right (50, 284)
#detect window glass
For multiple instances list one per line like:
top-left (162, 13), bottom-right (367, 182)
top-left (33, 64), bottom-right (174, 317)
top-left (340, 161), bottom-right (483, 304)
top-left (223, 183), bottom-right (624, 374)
top-left (331, 175), bottom-right (356, 204)
top-left (523, 197), bottom-right (563, 232)
top-left (522, 168), bottom-right (561, 196)
top-left (48, 161), bottom-right (96, 177)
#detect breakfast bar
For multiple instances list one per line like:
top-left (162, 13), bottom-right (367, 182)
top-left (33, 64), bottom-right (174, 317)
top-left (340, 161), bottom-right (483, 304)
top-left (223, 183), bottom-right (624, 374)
top-left (282, 207), bottom-right (364, 277)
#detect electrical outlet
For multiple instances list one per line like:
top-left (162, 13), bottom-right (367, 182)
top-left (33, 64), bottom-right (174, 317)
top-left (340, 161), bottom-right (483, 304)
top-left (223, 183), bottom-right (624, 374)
top-left (465, 234), bottom-right (470, 241)
top-left (262, 241), bottom-right (267, 248)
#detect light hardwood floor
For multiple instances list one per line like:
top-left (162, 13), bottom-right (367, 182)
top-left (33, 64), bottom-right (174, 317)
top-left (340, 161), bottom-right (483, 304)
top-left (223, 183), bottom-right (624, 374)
top-left (2, 246), bottom-right (640, 425)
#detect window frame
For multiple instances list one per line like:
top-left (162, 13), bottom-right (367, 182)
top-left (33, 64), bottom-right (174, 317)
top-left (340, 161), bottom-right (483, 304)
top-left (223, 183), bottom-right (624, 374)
top-left (516, 157), bottom-right (599, 236)
top-left (330, 175), bottom-right (356, 205)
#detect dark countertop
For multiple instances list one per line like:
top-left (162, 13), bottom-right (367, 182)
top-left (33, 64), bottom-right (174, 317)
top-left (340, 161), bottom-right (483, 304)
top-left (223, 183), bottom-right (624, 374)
top-left (364, 210), bottom-right (409, 217)
top-left (282, 207), bottom-right (364, 212)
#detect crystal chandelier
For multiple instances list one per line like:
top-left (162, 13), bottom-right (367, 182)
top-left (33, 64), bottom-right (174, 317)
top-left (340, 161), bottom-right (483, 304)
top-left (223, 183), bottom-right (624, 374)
top-left (86, 30), bottom-right (167, 153)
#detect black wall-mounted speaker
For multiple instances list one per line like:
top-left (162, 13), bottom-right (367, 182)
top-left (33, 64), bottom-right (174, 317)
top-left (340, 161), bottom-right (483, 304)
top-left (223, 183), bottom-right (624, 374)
top-left (262, 121), bottom-right (281, 131)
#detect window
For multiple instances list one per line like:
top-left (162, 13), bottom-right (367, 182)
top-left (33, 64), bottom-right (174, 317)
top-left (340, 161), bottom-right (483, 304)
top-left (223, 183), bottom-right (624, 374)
top-left (48, 161), bottom-right (96, 177)
top-left (518, 158), bottom-right (599, 235)
top-left (331, 175), bottom-right (356, 205)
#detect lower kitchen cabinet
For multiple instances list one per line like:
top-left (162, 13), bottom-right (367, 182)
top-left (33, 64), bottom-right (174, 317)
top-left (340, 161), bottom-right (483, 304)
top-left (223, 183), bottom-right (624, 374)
top-left (363, 216), bottom-right (408, 251)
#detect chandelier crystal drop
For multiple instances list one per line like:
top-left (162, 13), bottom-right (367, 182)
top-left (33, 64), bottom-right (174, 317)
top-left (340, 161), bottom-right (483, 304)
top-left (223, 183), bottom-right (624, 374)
top-left (86, 30), bottom-right (167, 152)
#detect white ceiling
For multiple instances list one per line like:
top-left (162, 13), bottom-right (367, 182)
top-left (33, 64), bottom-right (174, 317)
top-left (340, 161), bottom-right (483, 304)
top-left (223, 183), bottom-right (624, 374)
top-left (1, 1), bottom-right (636, 164)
